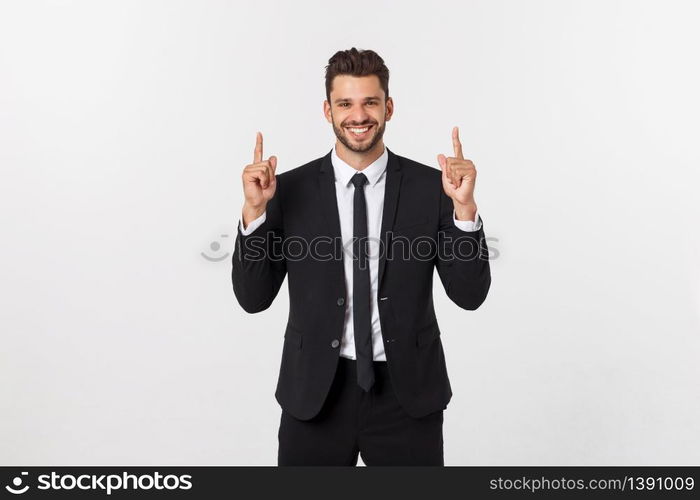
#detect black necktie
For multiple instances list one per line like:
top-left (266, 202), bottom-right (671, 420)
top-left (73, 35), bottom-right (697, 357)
top-left (350, 172), bottom-right (375, 392)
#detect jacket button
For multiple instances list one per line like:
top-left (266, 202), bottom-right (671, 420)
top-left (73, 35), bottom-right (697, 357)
top-left (336, 297), bottom-right (345, 306)
top-left (331, 339), bottom-right (340, 348)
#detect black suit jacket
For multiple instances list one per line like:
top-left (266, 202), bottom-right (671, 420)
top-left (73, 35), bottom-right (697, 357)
top-left (231, 147), bottom-right (491, 420)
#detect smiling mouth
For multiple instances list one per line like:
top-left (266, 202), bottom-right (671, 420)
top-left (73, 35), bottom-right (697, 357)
top-left (345, 124), bottom-right (374, 139)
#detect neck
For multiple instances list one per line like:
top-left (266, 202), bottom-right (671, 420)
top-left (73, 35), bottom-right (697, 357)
top-left (335, 140), bottom-right (385, 170)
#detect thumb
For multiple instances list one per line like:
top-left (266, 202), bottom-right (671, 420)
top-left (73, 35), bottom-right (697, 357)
top-left (269, 155), bottom-right (277, 173)
top-left (437, 154), bottom-right (446, 170)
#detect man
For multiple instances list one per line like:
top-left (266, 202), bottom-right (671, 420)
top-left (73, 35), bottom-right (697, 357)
top-left (232, 47), bottom-right (491, 466)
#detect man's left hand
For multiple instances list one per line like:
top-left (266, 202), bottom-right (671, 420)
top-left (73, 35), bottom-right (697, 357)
top-left (437, 126), bottom-right (478, 221)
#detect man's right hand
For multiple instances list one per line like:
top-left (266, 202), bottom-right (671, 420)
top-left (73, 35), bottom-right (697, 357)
top-left (241, 131), bottom-right (277, 227)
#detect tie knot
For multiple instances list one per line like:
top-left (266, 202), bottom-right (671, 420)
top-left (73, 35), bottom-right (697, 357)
top-left (350, 172), bottom-right (368, 189)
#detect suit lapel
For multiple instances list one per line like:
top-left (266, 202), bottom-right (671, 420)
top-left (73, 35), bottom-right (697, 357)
top-left (378, 148), bottom-right (401, 292)
top-left (317, 150), bottom-right (346, 290)
top-left (317, 149), bottom-right (342, 241)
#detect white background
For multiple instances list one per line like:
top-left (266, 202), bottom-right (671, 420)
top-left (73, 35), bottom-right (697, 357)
top-left (1, 0), bottom-right (698, 466)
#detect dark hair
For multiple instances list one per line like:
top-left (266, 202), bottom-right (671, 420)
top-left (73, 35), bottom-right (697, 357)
top-left (324, 47), bottom-right (390, 103)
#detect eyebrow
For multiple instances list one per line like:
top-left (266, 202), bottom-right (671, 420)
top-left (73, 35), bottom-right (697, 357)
top-left (333, 96), bottom-right (382, 104)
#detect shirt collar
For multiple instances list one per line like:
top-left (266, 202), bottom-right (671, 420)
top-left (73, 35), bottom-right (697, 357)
top-left (331, 143), bottom-right (388, 187)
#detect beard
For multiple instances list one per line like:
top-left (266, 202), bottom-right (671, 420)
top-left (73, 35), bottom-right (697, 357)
top-left (332, 115), bottom-right (386, 153)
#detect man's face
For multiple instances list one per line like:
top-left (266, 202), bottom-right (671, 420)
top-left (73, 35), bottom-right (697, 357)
top-left (324, 74), bottom-right (393, 153)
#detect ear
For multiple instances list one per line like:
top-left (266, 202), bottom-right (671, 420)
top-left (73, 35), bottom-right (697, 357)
top-left (323, 100), bottom-right (332, 124)
top-left (385, 96), bottom-right (394, 121)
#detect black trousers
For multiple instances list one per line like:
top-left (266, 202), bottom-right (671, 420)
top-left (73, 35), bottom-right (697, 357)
top-left (277, 356), bottom-right (444, 466)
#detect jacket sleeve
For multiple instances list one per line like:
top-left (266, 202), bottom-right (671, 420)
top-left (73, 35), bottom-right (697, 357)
top-left (434, 187), bottom-right (491, 310)
top-left (231, 174), bottom-right (287, 313)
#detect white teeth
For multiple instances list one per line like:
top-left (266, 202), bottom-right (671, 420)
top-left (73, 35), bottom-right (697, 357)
top-left (349, 127), bottom-right (369, 134)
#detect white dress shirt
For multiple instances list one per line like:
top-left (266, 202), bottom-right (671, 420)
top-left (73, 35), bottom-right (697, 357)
top-left (238, 145), bottom-right (482, 361)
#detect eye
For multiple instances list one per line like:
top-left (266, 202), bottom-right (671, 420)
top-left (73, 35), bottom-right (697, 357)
top-left (340, 103), bottom-right (350, 108)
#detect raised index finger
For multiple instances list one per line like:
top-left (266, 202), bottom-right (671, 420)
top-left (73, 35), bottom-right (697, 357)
top-left (452, 126), bottom-right (464, 159)
top-left (254, 131), bottom-right (263, 164)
